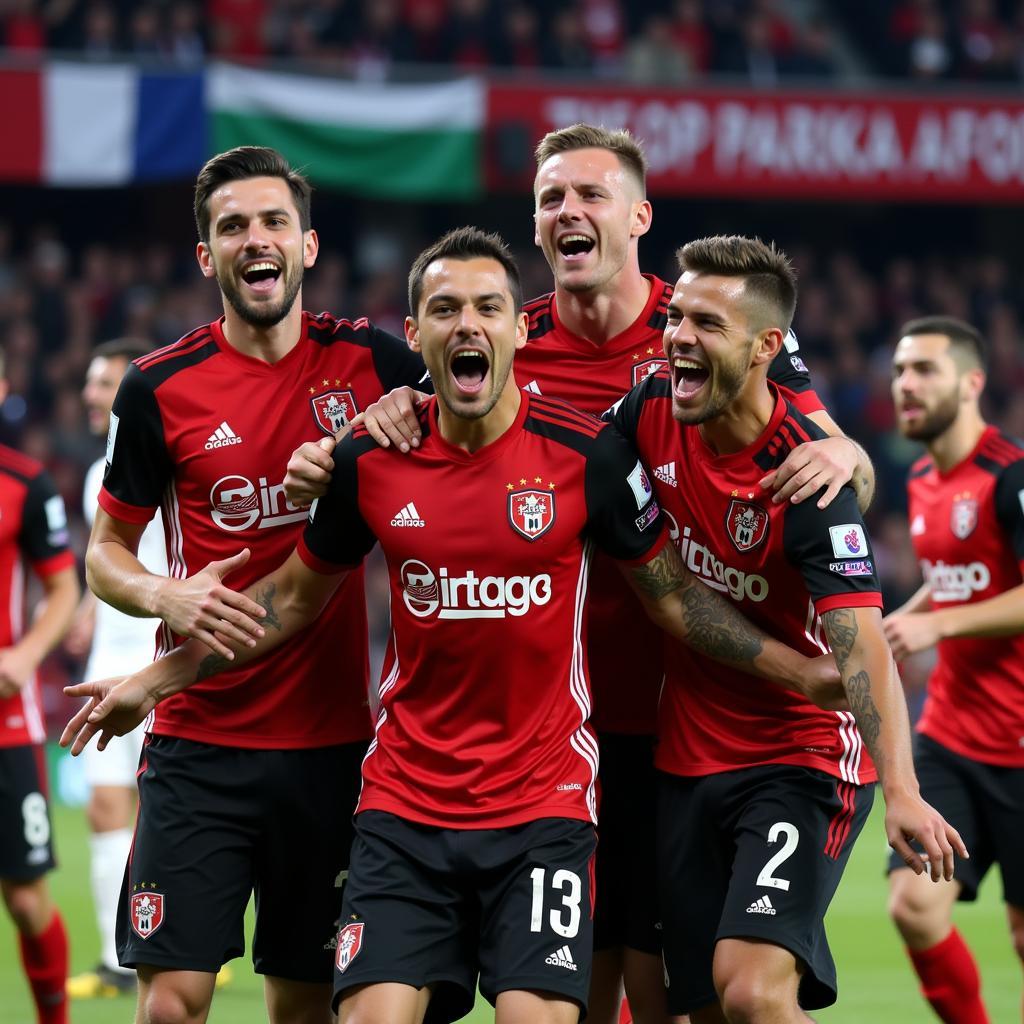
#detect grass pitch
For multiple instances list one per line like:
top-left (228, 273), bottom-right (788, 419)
top-left (0, 768), bottom-right (1016, 1023)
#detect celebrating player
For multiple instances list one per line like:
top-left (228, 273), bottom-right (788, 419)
top-left (885, 316), bottom-right (1024, 1024)
top-left (82, 146), bottom-right (428, 1024)
top-left (64, 228), bottom-right (845, 1024)
top-left (0, 349), bottom-right (80, 1024)
top-left (66, 338), bottom-right (166, 1001)
top-left (610, 236), bottom-right (965, 1024)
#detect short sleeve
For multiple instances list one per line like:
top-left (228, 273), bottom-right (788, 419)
top-left (370, 325), bottom-right (433, 395)
top-left (20, 471), bottom-right (74, 575)
top-left (98, 364), bottom-right (174, 523)
top-left (298, 434), bottom-right (378, 573)
top-left (994, 457), bottom-right (1024, 563)
top-left (782, 485), bottom-right (882, 614)
top-left (584, 424), bottom-right (667, 563)
top-left (768, 331), bottom-right (824, 415)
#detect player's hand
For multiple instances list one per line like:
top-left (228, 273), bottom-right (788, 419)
top-left (795, 653), bottom-right (848, 710)
top-left (883, 789), bottom-right (968, 882)
top-left (60, 675), bottom-right (153, 755)
top-left (759, 436), bottom-right (859, 509)
top-left (284, 437), bottom-right (336, 506)
top-left (883, 612), bottom-right (942, 660)
top-left (153, 548), bottom-right (265, 659)
top-left (361, 387), bottom-right (429, 453)
top-left (0, 645), bottom-right (39, 699)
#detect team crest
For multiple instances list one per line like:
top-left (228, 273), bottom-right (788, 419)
top-left (335, 923), bottom-right (364, 973)
top-left (509, 489), bottom-right (556, 541)
top-left (725, 500), bottom-right (769, 553)
top-left (951, 497), bottom-right (978, 540)
top-left (129, 892), bottom-right (165, 940)
top-left (631, 358), bottom-right (666, 386)
top-left (311, 390), bottom-right (359, 436)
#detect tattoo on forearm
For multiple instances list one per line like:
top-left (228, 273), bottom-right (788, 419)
top-left (194, 582), bottom-right (283, 683)
top-left (822, 608), bottom-right (857, 674)
top-left (630, 546), bottom-right (684, 601)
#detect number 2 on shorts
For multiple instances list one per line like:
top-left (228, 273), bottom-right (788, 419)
top-left (756, 821), bottom-right (799, 891)
top-left (529, 867), bottom-right (582, 938)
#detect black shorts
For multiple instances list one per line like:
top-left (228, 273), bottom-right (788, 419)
top-left (657, 765), bottom-right (873, 1016)
top-left (334, 811), bottom-right (597, 1023)
top-left (0, 744), bottom-right (56, 881)
top-left (593, 732), bottom-right (660, 954)
top-left (117, 734), bottom-right (364, 980)
top-left (887, 733), bottom-right (1024, 906)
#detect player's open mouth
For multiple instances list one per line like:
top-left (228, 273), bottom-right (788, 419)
top-left (240, 260), bottom-right (282, 294)
top-left (449, 347), bottom-right (490, 396)
top-left (557, 233), bottom-right (595, 262)
top-left (671, 353), bottom-right (709, 400)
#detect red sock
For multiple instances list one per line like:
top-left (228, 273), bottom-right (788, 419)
top-left (907, 928), bottom-right (988, 1024)
top-left (18, 911), bottom-right (68, 1024)
top-left (619, 997), bottom-right (633, 1024)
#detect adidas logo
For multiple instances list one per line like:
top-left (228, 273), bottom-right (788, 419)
top-left (523, 380), bottom-right (543, 394)
top-left (655, 462), bottom-right (677, 488)
top-left (746, 896), bottom-right (776, 916)
top-left (545, 945), bottom-right (578, 971)
top-left (391, 502), bottom-right (426, 528)
top-left (205, 421), bottom-right (243, 450)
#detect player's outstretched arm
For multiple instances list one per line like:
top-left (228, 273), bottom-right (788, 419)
top-left (884, 580), bottom-right (1024, 660)
top-left (624, 542), bottom-right (845, 707)
top-left (760, 410), bottom-right (875, 512)
top-left (63, 549), bottom-right (348, 754)
top-left (86, 506), bottom-right (268, 658)
top-left (821, 605), bottom-right (968, 880)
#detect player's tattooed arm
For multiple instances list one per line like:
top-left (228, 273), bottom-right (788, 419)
top-left (820, 603), bottom-right (968, 881)
top-left (195, 582), bottom-right (285, 682)
top-left (626, 543), bottom-right (842, 701)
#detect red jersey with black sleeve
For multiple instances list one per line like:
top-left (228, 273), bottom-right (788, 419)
top-left (296, 392), bottom-right (668, 828)
top-left (0, 446), bottom-right (75, 747)
top-left (613, 375), bottom-right (880, 783)
top-left (516, 275), bottom-right (825, 735)
top-left (98, 311), bottom-right (427, 750)
top-left (907, 426), bottom-right (1024, 767)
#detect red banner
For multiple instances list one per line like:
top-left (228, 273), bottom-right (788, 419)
top-left (486, 83), bottom-right (1024, 202)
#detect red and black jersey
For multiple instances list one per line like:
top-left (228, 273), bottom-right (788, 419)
top-left (516, 275), bottom-right (825, 735)
top-left (0, 446), bottom-right (75, 748)
top-left (99, 311), bottom-right (427, 750)
top-left (907, 426), bottom-right (1024, 767)
top-left (298, 391), bottom-right (668, 829)
top-left (613, 375), bottom-right (880, 784)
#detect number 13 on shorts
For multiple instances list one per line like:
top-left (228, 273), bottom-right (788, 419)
top-left (529, 867), bottom-right (583, 938)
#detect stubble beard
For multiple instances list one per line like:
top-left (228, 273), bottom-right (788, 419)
top-left (218, 262), bottom-right (303, 329)
top-left (900, 389), bottom-right (961, 443)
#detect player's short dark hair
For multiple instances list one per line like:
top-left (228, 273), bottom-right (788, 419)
top-left (676, 235), bottom-right (798, 333)
top-left (91, 338), bottom-right (153, 363)
top-left (407, 226), bottom-right (523, 315)
top-left (899, 315), bottom-right (988, 371)
top-left (534, 123), bottom-right (648, 196)
top-left (194, 146), bottom-right (312, 243)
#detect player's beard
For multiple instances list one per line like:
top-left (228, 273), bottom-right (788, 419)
top-left (218, 261), bottom-right (303, 329)
top-left (442, 350), bottom-right (512, 421)
top-left (671, 341), bottom-right (751, 425)
top-left (899, 386), bottom-right (961, 442)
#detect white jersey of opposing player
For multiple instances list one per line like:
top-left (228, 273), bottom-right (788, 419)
top-left (82, 457), bottom-right (166, 679)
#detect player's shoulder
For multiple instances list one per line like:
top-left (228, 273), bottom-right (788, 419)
top-left (908, 452), bottom-right (935, 481)
top-left (132, 322), bottom-right (219, 388)
top-left (524, 291), bottom-right (556, 342)
top-left (523, 393), bottom-right (605, 453)
top-left (975, 427), bottom-right (1024, 474)
top-left (754, 396), bottom-right (828, 471)
top-left (0, 443), bottom-right (44, 485)
top-left (305, 310), bottom-right (393, 349)
top-left (347, 401), bottom-right (434, 458)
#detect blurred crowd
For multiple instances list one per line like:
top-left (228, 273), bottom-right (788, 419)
top-left (4, 0), bottom-right (1024, 84)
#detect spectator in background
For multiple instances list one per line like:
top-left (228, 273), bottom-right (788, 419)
top-left (624, 14), bottom-right (691, 84)
top-left (208, 0), bottom-right (268, 58)
top-left (165, 2), bottom-right (206, 64)
top-left (671, 0), bottom-right (713, 73)
top-left (3, 0), bottom-right (46, 51)
top-left (544, 5), bottom-right (595, 71)
top-left (783, 17), bottom-right (837, 78)
top-left (127, 4), bottom-right (162, 57)
top-left (80, 2), bottom-right (119, 59)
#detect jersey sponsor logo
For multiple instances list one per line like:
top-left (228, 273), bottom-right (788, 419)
top-left (910, 513), bottom-right (926, 536)
top-left (391, 502), bottom-right (426, 527)
top-left (105, 410), bottom-right (119, 468)
top-left (666, 512), bottom-right (769, 603)
top-left (311, 390), bottom-right (358, 436)
top-left (829, 523), bottom-right (868, 558)
top-left (44, 495), bottom-right (70, 546)
top-left (545, 945), bottom-right (578, 971)
top-left (635, 502), bottom-right (661, 532)
top-left (631, 357), bottom-right (666, 386)
top-left (509, 488), bottom-right (555, 541)
top-left (399, 558), bottom-right (552, 620)
top-left (951, 496), bottom-right (978, 539)
top-left (921, 558), bottom-right (991, 602)
top-left (204, 421), bottom-right (243, 450)
top-left (335, 922), bottom-right (364, 973)
top-left (829, 559), bottom-right (874, 577)
top-left (746, 895), bottom-right (776, 915)
top-left (654, 462), bottom-right (677, 487)
top-left (129, 891), bottom-right (165, 939)
top-left (726, 499), bottom-right (769, 553)
top-left (209, 474), bottom-right (308, 532)
top-left (627, 461), bottom-right (653, 509)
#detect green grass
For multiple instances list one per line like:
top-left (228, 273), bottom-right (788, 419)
top-left (1, 771), bottom-right (1017, 1023)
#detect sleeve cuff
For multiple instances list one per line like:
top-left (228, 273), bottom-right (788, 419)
top-left (98, 487), bottom-right (158, 525)
top-left (296, 534), bottom-right (359, 576)
top-left (788, 388), bottom-right (826, 416)
top-left (32, 551), bottom-right (75, 577)
top-left (621, 522), bottom-right (671, 568)
top-left (814, 592), bottom-right (883, 615)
